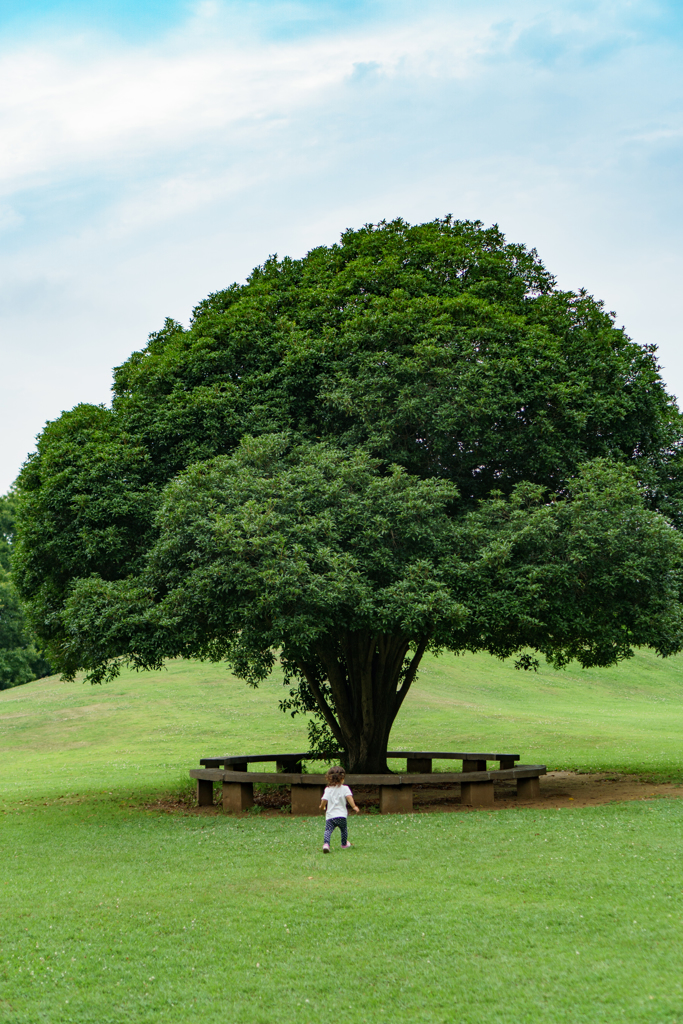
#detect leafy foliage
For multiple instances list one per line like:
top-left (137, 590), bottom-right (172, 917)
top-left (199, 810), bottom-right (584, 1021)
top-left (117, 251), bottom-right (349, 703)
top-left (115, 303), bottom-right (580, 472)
top-left (0, 492), bottom-right (52, 689)
top-left (53, 440), bottom-right (683, 767)
top-left (12, 217), bottom-right (683, 767)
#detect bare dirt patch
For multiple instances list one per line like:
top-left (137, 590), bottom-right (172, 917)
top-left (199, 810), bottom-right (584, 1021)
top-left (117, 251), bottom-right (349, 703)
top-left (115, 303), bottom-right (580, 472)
top-left (537, 770), bottom-right (683, 808)
top-left (409, 771), bottom-right (683, 812)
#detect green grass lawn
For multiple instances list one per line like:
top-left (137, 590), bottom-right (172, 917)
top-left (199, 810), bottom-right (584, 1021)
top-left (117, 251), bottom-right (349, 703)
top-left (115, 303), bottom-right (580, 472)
top-left (2, 797), bottom-right (683, 1024)
top-left (2, 650), bottom-right (683, 1023)
top-left (400, 646), bottom-right (683, 778)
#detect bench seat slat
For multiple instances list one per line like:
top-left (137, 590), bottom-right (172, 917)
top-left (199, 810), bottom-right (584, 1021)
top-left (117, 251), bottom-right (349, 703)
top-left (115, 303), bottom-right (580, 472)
top-left (388, 751), bottom-right (520, 761)
top-left (200, 753), bottom-right (309, 766)
top-left (201, 750), bottom-right (520, 767)
top-left (190, 766), bottom-right (546, 785)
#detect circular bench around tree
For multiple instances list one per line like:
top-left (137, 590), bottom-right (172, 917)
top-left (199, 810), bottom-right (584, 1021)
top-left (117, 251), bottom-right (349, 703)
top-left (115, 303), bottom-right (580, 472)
top-left (190, 751), bottom-right (547, 813)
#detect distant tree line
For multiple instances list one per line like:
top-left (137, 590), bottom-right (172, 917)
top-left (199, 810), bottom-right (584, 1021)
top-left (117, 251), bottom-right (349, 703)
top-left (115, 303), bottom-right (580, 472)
top-left (0, 491), bottom-right (52, 689)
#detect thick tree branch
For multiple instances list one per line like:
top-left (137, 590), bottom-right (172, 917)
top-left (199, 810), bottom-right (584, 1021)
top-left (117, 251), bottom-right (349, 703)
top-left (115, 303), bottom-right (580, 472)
top-left (393, 636), bottom-right (429, 715)
top-left (358, 633), bottom-right (375, 735)
top-left (297, 659), bottom-right (345, 748)
top-left (315, 642), bottom-right (356, 738)
top-left (384, 637), bottom-right (410, 693)
top-left (364, 633), bottom-right (380, 675)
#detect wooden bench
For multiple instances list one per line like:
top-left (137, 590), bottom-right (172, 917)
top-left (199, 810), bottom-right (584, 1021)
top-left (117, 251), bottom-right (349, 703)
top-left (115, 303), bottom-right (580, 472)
top-left (196, 750), bottom-right (525, 809)
top-left (388, 750), bottom-right (521, 772)
top-left (199, 753), bottom-right (308, 772)
top-left (200, 751), bottom-right (521, 772)
top-left (190, 758), bottom-right (546, 814)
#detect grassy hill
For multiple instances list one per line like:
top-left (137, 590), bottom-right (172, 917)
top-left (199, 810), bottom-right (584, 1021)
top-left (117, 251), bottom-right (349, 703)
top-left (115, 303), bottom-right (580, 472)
top-left (2, 650), bottom-right (683, 1023)
top-left (1, 647), bottom-right (683, 806)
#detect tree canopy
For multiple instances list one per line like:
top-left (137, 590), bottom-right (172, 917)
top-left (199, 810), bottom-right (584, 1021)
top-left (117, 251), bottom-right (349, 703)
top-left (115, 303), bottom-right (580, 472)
top-left (13, 217), bottom-right (683, 769)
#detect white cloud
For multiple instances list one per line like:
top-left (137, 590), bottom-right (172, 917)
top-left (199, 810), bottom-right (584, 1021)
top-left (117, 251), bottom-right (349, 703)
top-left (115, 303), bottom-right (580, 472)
top-left (0, 16), bottom-right (492, 192)
top-left (1, 0), bottom-right (682, 490)
top-left (3, 1), bottom-right (659, 191)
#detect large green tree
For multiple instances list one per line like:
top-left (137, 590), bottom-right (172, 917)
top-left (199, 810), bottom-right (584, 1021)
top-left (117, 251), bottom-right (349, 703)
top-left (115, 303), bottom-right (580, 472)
top-left (13, 218), bottom-right (683, 769)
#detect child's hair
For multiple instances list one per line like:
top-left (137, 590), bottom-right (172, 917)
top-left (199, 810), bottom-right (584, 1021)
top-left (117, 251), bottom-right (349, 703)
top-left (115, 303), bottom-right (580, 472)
top-left (325, 765), bottom-right (346, 786)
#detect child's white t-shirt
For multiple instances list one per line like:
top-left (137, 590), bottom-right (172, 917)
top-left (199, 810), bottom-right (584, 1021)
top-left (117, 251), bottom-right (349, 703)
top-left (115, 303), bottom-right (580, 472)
top-left (322, 784), bottom-right (352, 819)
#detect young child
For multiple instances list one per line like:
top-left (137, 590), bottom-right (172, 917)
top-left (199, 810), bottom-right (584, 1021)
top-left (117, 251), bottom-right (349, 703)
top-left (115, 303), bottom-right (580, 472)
top-left (320, 765), bottom-right (359, 852)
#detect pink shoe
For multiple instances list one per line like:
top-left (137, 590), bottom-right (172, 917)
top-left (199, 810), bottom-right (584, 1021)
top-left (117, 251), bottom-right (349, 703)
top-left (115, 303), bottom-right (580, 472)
top-left (341, 843), bottom-right (353, 849)
top-left (322, 843), bottom-right (330, 853)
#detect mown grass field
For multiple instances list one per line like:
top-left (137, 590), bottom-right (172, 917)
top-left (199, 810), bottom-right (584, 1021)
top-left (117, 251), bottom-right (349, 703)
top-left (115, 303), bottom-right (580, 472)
top-left (2, 650), bottom-right (683, 1023)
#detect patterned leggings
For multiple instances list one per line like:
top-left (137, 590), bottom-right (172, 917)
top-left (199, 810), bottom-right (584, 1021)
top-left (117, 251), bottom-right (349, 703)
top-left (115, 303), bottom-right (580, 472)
top-left (323, 816), bottom-right (348, 846)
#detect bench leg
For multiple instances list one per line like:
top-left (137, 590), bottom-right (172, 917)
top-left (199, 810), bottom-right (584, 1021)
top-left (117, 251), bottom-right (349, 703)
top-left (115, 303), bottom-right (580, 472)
top-left (379, 785), bottom-right (413, 814)
top-left (291, 785), bottom-right (324, 816)
top-left (406, 758), bottom-right (432, 773)
top-left (222, 781), bottom-right (254, 813)
top-left (461, 781), bottom-right (494, 807)
top-left (517, 777), bottom-right (541, 802)
top-left (197, 779), bottom-right (214, 807)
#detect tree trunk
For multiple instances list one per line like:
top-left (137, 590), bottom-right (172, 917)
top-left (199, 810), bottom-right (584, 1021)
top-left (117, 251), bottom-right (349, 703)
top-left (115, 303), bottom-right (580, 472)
top-left (298, 631), bottom-right (428, 773)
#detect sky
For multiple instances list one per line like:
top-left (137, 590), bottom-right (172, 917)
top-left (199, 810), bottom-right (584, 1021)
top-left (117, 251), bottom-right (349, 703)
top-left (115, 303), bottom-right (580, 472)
top-left (1, 0), bottom-right (682, 492)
